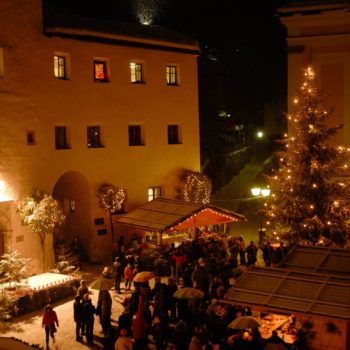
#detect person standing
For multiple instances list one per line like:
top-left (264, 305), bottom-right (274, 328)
top-left (246, 241), bottom-right (258, 267)
top-left (238, 236), bottom-right (246, 266)
top-left (97, 289), bottom-right (112, 336)
top-left (124, 264), bottom-right (133, 291)
top-left (192, 258), bottom-right (209, 295)
top-left (73, 296), bottom-right (83, 341)
top-left (77, 280), bottom-right (89, 298)
top-left (172, 249), bottom-right (184, 285)
top-left (81, 293), bottom-right (96, 345)
top-left (42, 304), bottom-right (59, 349)
top-left (263, 241), bottom-right (274, 267)
top-left (113, 257), bottom-right (123, 293)
top-left (275, 242), bottom-right (288, 264)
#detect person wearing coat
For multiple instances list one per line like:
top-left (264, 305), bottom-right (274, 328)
top-left (132, 311), bottom-right (149, 350)
top-left (113, 257), bottom-right (123, 293)
top-left (97, 289), bottom-right (112, 336)
top-left (115, 329), bottom-right (133, 350)
top-left (124, 264), bottom-right (133, 291)
top-left (73, 295), bottom-right (83, 341)
top-left (274, 242), bottom-right (288, 264)
top-left (263, 241), bottom-right (274, 267)
top-left (81, 293), bottom-right (96, 344)
top-left (246, 241), bottom-right (258, 267)
top-left (192, 258), bottom-right (209, 295)
top-left (42, 304), bottom-right (59, 349)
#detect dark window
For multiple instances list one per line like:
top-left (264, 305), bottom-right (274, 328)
top-left (27, 131), bottom-right (35, 145)
top-left (129, 125), bottom-right (142, 146)
top-left (94, 60), bottom-right (107, 82)
top-left (166, 65), bottom-right (177, 85)
top-left (168, 125), bottom-right (180, 144)
top-left (94, 218), bottom-right (104, 225)
top-left (148, 187), bottom-right (161, 201)
top-left (87, 126), bottom-right (102, 148)
top-left (130, 63), bottom-right (142, 83)
top-left (97, 229), bottom-right (107, 236)
top-left (54, 56), bottom-right (66, 79)
top-left (55, 126), bottom-right (68, 149)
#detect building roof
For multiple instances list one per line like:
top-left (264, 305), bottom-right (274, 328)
top-left (277, 0), bottom-right (350, 16)
top-left (43, 3), bottom-right (200, 54)
top-left (117, 197), bottom-right (246, 232)
top-left (224, 265), bottom-right (350, 320)
top-left (279, 245), bottom-right (350, 277)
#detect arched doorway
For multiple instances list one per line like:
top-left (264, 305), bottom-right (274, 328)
top-left (53, 171), bottom-right (92, 259)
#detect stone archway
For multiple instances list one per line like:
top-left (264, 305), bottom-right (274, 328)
top-left (52, 171), bottom-right (92, 259)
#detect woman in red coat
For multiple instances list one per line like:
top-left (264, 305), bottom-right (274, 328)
top-left (42, 304), bottom-right (59, 348)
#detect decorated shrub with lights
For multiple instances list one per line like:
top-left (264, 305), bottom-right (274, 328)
top-left (177, 170), bottom-right (212, 204)
top-left (97, 183), bottom-right (126, 243)
top-left (264, 66), bottom-right (350, 246)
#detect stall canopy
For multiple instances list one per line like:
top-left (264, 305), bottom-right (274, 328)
top-left (279, 245), bottom-right (350, 277)
top-left (224, 265), bottom-right (350, 321)
top-left (117, 197), bottom-right (246, 232)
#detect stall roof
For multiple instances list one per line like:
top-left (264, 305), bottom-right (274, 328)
top-left (224, 266), bottom-right (350, 320)
top-left (117, 197), bottom-right (246, 232)
top-left (280, 245), bottom-right (350, 277)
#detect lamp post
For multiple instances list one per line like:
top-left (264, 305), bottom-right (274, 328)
top-left (251, 187), bottom-right (270, 247)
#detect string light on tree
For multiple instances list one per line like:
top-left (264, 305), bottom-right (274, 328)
top-left (263, 65), bottom-right (350, 247)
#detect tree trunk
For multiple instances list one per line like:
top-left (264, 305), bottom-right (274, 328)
top-left (110, 213), bottom-right (115, 244)
top-left (41, 235), bottom-right (45, 273)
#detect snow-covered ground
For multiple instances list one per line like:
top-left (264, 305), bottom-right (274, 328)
top-left (1, 266), bottom-right (135, 349)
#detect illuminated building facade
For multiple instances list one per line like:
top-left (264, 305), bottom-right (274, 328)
top-left (278, 1), bottom-right (350, 145)
top-left (0, 0), bottom-right (200, 272)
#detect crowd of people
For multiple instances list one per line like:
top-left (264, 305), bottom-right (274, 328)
top-left (42, 233), bottom-right (306, 350)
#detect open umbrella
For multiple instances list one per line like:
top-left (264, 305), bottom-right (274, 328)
top-left (228, 316), bottom-right (263, 329)
top-left (173, 287), bottom-right (204, 300)
top-left (89, 278), bottom-right (114, 291)
top-left (133, 271), bottom-right (155, 283)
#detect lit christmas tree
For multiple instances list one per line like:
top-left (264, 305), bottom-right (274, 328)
top-left (264, 66), bottom-right (350, 246)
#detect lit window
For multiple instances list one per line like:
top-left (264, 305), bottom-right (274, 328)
top-left (148, 187), bottom-right (161, 201)
top-left (129, 125), bottom-right (143, 146)
top-left (166, 65), bottom-right (178, 85)
top-left (130, 62), bottom-right (142, 83)
top-left (27, 131), bottom-right (35, 145)
top-left (94, 60), bottom-right (108, 82)
top-left (0, 48), bottom-right (4, 78)
top-left (87, 126), bottom-right (102, 148)
top-left (168, 125), bottom-right (180, 144)
top-left (54, 56), bottom-right (66, 79)
top-left (55, 126), bottom-right (69, 149)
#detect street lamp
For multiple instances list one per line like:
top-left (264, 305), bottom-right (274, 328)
top-left (251, 186), bottom-right (270, 247)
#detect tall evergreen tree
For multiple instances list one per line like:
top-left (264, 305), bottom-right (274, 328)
top-left (264, 66), bottom-right (350, 246)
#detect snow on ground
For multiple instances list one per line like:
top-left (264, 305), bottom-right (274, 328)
top-left (0, 266), bottom-right (136, 349)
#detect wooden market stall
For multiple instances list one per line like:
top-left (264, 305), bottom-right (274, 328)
top-left (279, 244), bottom-right (350, 277)
top-left (223, 265), bottom-right (350, 349)
top-left (116, 197), bottom-right (247, 245)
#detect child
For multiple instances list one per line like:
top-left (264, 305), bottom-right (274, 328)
top-left (42, 304), bottom-right (59, 348)
top-left (124, 264), bottom-right (133, 291)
